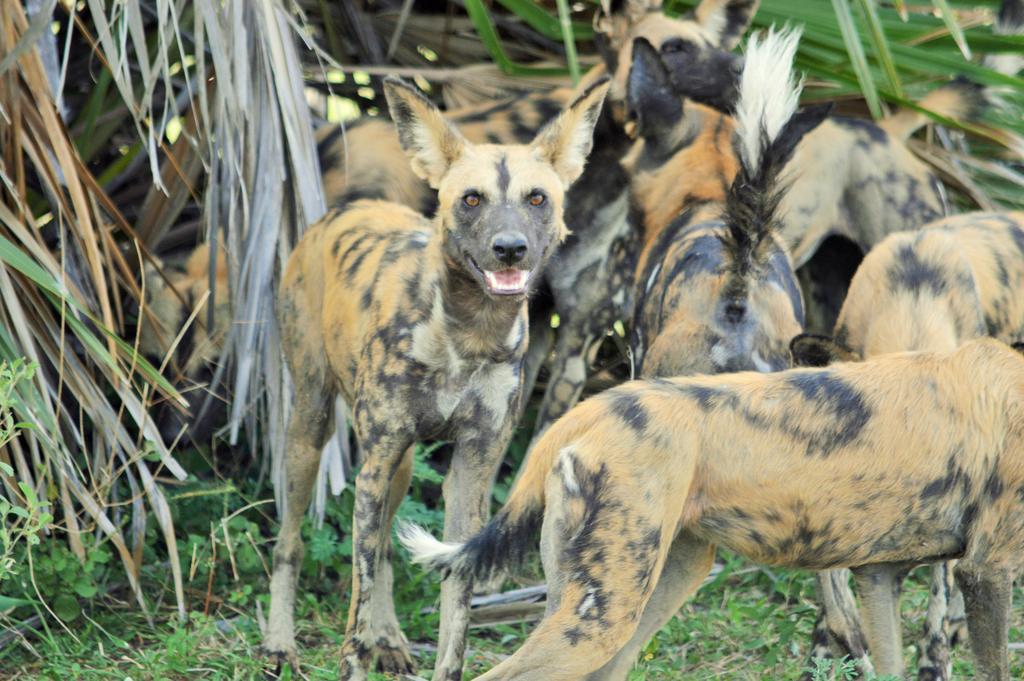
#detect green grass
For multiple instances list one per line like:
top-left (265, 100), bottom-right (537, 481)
top-left (3, 475), bottom-right (1023, 680)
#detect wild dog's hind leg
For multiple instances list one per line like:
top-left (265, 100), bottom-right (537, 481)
top-left (852, 563), bottom-right (908, 679)
top-left (474, 449), bottom-right (673, 681)
top-left (339, 429), bottom-right (416, 680)
top-left (264, 284), bottom-right (335, 662)
top-left (954, 563), bottom-right (1012, 681)
top-left (264, 385), bottom-right (335, 661)
top-left (584, 531), bottom-right (716, 681)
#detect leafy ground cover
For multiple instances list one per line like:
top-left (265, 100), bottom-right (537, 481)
top-left (3, 452), bottom-right (1021, 680)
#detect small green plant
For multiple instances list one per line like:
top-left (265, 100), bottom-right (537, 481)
top-left (0, 360), bottom-right (48, 597)
top-left (806, 656), bottom-right (903, 681)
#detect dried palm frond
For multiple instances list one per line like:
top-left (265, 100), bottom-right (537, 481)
top-left (0, 0), bottom-right (187, 621)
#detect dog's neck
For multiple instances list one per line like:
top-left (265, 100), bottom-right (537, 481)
top-left (417, 234), bottom-right (527, 364)
top-left (442, 255), bottom-right (526, 360)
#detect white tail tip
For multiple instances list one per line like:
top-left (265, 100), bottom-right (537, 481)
top-left (736, 24), bottom-right (804, 173)
top-left (396, 521), bottom-right (463, 567)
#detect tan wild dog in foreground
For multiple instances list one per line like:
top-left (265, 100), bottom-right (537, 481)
top-left (402, 338), bottom-right (1024, 681)
top-left (792, 210), bottom-right (1024, 679)
top-left (263, 77), bottom-right (610, 680)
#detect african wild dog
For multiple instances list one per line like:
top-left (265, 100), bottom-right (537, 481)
top-left (594, 0), bottom-right (758, 117)
top-left (140, 243), bottom-right (230, 377)
top-left (624, 27), bottom-right (822, 378)
top-left (595, 0), bottom-right (1010, 335)
top-left (790, 210), bottom-right (1024, 680)
top-left (316, 72), bottom-right (639, 444)
top-left (401, 338), bottom-right (1024, 681)
top-left (262, 76), bottom-right (609, 680)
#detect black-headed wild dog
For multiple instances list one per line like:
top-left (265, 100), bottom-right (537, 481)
top-left (401, 338), bottom-right (1024, 681)
top-left (626, 27), bottom-right (820, 378)
top-left (594, 0), bottom-right (758, 116)
top-left (790, 210), bottom-right (1024, 680)
top-left (262, 76), bottom-right (609, 681)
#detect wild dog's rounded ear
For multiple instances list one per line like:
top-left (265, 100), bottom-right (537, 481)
top-left (531, 78), bottom-right (611, 187)
top-left (627, 38), bottom-right (683, 140)
top-left (1011, 341), bottom-right (1024, 355)
top-left (694, 0), bottom-right (760, 49)
top-left (790, 333), bottom-right (857, 367)
top-left (383, 77), bottom-right (467, 189)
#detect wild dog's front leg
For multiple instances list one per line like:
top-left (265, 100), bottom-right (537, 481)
top-left (852, 563), bottom-right (907, 679)
top-left (954, 563), bottom-right (1012, 681)
top-left (519, 304), bottom-right (554, 421)
top-left (434, 408), bottom-right (517, 680)
top-left (339, 436), bottom-right (416, 680)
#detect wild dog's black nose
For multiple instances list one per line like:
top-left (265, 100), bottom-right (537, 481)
top-left (724, 299), bottom-right (746, 323)
top-left (492, 232), bottom-right (528, 265)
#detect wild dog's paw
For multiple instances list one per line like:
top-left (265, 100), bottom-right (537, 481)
top-left (339, 638), bottom-right (373, 681)
top-left (257, 644), bottom-right (298, 676)
top-left (374, 639), bottom-right (417, 675)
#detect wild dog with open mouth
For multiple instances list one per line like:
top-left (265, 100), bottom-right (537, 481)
top-left (595, 0), bottom-right (1015, 334)
top-left (263, 76), bottom-right (609, 680)
top-left (316, 71), bottom-right (639, 446)
top-left (400, 337), bottom-right (1024, 681)
top-left (791, 210), bottom-right (1024, 680)
top-left (626, 26), bottom-right (822, 378)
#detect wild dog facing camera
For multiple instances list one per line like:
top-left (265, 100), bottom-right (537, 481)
top-left (383, 76), bottom-right (610, 299)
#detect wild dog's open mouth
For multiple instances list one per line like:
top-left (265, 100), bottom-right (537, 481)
top-left (467, 256), bottom-right (531, 296)
top-left (484, 269), bottom-right (530, 295)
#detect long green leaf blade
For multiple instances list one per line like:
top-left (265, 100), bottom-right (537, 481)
top-left (855, 0), bottom-right (903, 96)
top-left (832, 0), bottom-right (883, 117)
top-left (932, 0), bottom-right (972, 59)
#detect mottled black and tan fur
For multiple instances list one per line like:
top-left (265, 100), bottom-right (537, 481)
top-left (317, 73), bottom-right (641, 443)
top-left (263, 76), bottom-right (609, 681)
top-left (596, 0), bottom-right (1004, 334)
top-left (791, 210), bottom-right (1024, 680)
top-left (626, 28), bottom-right (818, 379)
top-left (403, 339), bottom-right (1024, 681)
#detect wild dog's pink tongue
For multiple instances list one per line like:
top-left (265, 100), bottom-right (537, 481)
top-left (485, 269), bottom-right (529, 292)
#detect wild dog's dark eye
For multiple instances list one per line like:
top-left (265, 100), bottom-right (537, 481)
top-left (528, 192), bottom-right (546, 207)
top-left (661, 39), bottom-right (690, 54)
top-left (463, 192), bottom-right (481, 207)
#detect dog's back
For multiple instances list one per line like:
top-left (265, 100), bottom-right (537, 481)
top-left (833, 211), bottom-right (1024, 358)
